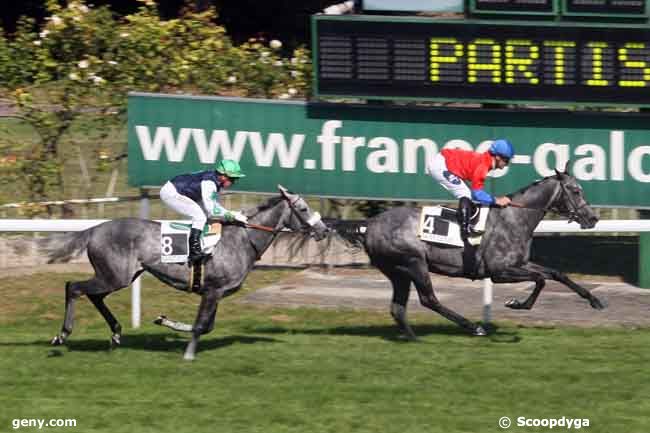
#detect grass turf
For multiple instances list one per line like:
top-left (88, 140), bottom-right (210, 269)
top-left (1, 269), bottom-right (649, 433)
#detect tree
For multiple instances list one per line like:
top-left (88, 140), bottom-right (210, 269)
top-left (0, 0), bottom-right (311, 213)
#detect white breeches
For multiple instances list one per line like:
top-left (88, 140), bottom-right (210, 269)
top-left (159, 181), bottom-right (207, 230)
top-left (426, 153), bottom-right (471, 200)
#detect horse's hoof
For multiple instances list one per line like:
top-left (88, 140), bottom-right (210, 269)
top-left (110, 334), bottom-right (121, 347)
top-left (183, 353), bottom-right (195, 361)
top-left (51, 335), bottom-right (64, 346)
top-left (473, 326), bottom-right (487, 336)
top-left (505, 298), bottom-right (522, 309)
top-left (153, 315), bottom-right (166, 326)
top-left (591, 297), bottom-right (608, 310)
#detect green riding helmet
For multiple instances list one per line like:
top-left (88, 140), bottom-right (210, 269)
top-left (215, 159), bottom-right (246, 178)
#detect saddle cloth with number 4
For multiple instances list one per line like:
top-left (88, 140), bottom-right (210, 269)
top-left (417, 206), bottom-right (489, 247)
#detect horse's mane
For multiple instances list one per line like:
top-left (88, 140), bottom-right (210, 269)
top-left (244, 195), bottom-right (285, 217)
top-left (510, 175), bottom-right (558, 197)
top-left (255, 195), bottom-right (284, 212)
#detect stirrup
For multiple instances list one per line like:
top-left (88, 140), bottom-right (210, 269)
top-left (189, 260), bottom-right (203, 293)
top-left (461, 226), bottom-right (480, 239)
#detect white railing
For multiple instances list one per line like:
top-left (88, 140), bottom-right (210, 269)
top-left (4, 218), bottom-right (650, 233)
top-left (3, 218), bottom-right (650, 327)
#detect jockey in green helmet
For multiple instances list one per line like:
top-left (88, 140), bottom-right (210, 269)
top-left (159, 159), bottom-right (247, 264)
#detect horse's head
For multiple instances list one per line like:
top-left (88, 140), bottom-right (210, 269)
top-left (550, 163), bottom-right (598, 229)
top-left (278, 185), bottom-right (330, 240)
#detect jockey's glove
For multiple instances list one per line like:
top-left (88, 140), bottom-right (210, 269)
top-left (225, 211), bottom-right (248, 224)
top-left (233, 211), bottom-right (248, 224)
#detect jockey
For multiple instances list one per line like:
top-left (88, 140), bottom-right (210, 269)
top-left (159, 159), bottom-right (248, 263)
top-left (427, 139), bottom-right (514, 238)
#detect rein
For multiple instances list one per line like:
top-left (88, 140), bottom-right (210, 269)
top-left (244, 222), bottom-right (276, 233)
top-left (241, 194), bottom-right (323, 259)
top-left (508, 178), bottom-right (585, 221)
top-left (509, 202), bottom-right (559, 214)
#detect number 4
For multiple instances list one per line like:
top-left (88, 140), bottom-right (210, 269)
top-left (423, 215), bottom-right (435, 234)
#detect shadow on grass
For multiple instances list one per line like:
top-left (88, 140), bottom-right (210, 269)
top-left (248, 322), bottom-right (521, 343)
top-left (0, 324), bottom-right (522, 356)
top-left (0, 333), bottom-right (279, 355)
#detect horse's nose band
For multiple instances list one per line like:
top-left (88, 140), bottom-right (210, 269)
top-left (289, 198), bottom-right (323, 231)
top-left (307, 212), bottom-right (322, 227)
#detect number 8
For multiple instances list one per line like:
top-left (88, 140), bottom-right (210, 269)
top-left (161, 236), bottom-right (174, 255)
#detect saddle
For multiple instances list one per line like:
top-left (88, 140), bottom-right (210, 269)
top-left (160, 221), bottom-right (222, 264)
top-left (160, 222), bottom-right (223, 293)
top-left (417, 206), bottom-right (489, 247)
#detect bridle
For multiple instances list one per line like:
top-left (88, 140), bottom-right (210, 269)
top-left (244, 194), bottom-right (323, 260)
top-left (512, 177), bottom-right (589, 223)
top-left (548, 179), bottom-right (590, 224)
top-left (242, 195), bottom-right (322, 234)
top-left (285, 195), bottom-right (323, 232)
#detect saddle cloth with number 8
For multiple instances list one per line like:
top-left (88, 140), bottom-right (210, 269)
top-left (160, 221), bottom-right (222, 263)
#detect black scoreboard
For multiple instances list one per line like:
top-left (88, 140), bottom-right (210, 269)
top-left (471, 0), bottom-right (557, 14)
top-left (563, 0), bottom-right (647, 17)
top-left (313, 15), bottom-right (650, 105)
top-left (470, 0), bottom-right (647, 17)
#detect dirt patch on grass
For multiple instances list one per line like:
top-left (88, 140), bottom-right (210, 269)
top-left (240, 267), bottom-right (650, 329)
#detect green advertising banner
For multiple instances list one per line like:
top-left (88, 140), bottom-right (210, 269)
top-left (128, 92), bottom-right (650, 207)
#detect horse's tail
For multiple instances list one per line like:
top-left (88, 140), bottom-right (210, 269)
top-left (44, 228), bottom-right (95, 264)
top-left (325, 218), bottom-right (368, 251)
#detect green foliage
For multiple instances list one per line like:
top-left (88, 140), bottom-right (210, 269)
top-left (0, 0), bottom-right (311, 210)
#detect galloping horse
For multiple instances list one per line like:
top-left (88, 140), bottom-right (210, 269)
top-left (46, 186), bottom-right (329, 360)
top-left (332, 167), bottom-right (606, 338)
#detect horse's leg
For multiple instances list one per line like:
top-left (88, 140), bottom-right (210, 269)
top-left (490, 267), bottom-right (546, 310)
top-left (51, 281), bottom-right (83, 345)
top-left (525, 262), bottom-right (606, 310)
top-left (493, 263), bottom-right (606, 310)
top-left (204, 302), bottom-right (219, 334)
top-left (184, 290), bottom-right (220, 361)
top-left (155, 292), bottom-right (220, 333)
top-left (403, 259), bottom-right (486, 336)
top-left (87, 293), bottom-right (122, 347)
top-left (52, 274), bottom-right (125, 347)
top-left (386, 272), bottom-right (416, 341)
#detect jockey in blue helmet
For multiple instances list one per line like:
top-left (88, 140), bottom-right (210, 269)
top-left (489, 139), bottom-right (515, 162)
top-left (427, 139), bottom-right (514, 238)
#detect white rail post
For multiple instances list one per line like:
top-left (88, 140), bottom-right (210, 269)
top-left (483, 278), bottom-right (493, 324)
top-left (131, 188), bottom-right (149, 329)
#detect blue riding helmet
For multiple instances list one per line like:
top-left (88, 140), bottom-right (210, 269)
top-left (489, 139), bottom-right (515, 160)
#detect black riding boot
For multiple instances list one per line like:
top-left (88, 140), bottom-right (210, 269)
top-left (188, 228), bottom-right (204, 264)
top-left (457, 197), bottom-right (476, 239)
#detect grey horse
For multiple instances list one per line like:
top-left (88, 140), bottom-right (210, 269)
top-left (46, 185), bottom-right (329, 360)
top-left (331, 168), bottom-right (606, 339)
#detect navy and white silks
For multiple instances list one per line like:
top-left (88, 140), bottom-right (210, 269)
top-left (160, 170), bottom-right (239, 230)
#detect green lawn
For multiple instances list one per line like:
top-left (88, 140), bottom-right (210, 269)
top-left (1, 269), bottom-right (649, 433)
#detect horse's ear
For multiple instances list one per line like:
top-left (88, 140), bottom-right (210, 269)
top-left (278, 184), bottom-right (289, 197)
top-left (555, 159), bottom-right (571, 178)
